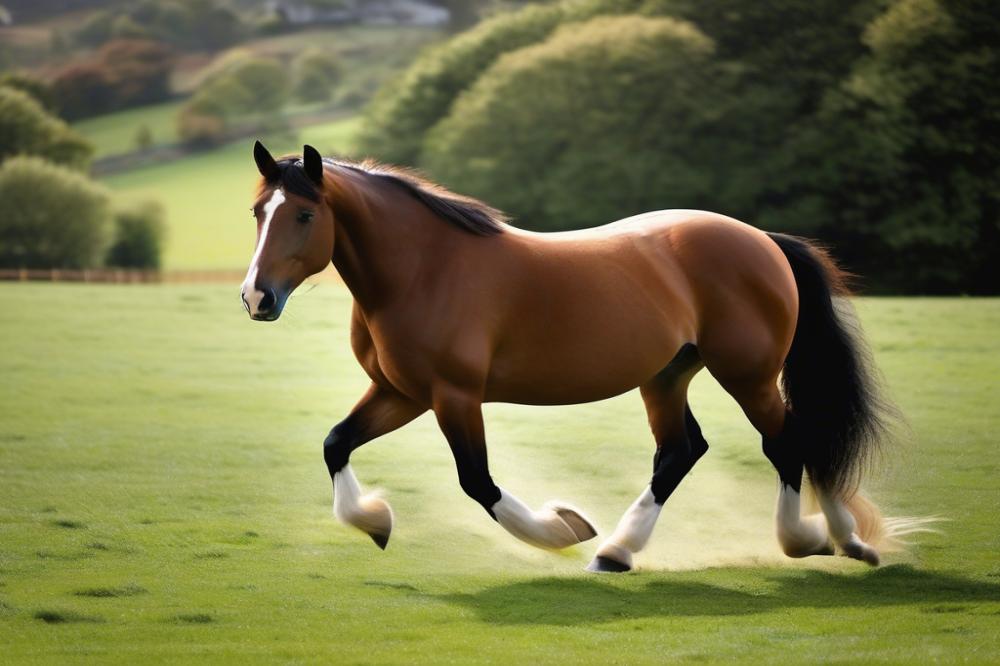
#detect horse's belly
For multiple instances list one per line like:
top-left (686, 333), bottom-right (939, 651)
top-left (484, 319), bottom-right (684, 405)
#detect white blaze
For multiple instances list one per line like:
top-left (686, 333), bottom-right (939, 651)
top-left (241, 188), bottom-right (285, 315)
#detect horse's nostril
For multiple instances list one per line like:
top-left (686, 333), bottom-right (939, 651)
top-left (258, 288), bottom-right (276, 313)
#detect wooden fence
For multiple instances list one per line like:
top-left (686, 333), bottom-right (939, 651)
top-left (0, 269), bottom-right (247, 283)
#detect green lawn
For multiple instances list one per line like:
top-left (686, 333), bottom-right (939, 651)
top-left (72, 101), bottom-right (184, 160)
top-left (102, 116), bottom-right (362, 271)
top-left (0, 289), bottom-right (997, 663)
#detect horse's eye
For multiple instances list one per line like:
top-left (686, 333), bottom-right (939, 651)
top-left (297, 210), bottom-right (315, 224)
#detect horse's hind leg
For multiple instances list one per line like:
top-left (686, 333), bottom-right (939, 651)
top-left (719, 379), bottom-right (835, 558)
top-left (588, 344), bottom-right (706, 573)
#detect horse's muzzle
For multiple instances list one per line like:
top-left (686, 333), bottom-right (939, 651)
top-left (241, 283), bottom-right (285, 321)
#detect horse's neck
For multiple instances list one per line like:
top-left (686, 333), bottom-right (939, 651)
top-left (328, 170), bottom-right (443, 311)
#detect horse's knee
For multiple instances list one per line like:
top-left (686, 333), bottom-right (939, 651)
top-left (323, 425), bottom-right (354, 474)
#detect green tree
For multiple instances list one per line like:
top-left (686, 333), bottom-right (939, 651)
top-left (178, 54), bottom-right (289, 146)
top-left (0, 86), bottom-right (93, 170)
top-left (0, 156), bottom-right (111, 269)
top-left (766, 0), bottom-right (1000, 293)
top-left (292, 48), bottom-right (343, 104)
top-left (424, 15), bottom-right (719, 230)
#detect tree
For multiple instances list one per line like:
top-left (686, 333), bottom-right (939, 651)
top-left (424, 15), bottom-right (720, 230)
top-left (292, 48), bottom-right (342, 104)
top-left (0, 156), bottom-right (111, 269)
top-left (178, 54), bottom-right (289, 146)
top-left (765, 0), bottom-right (1000, 293)
top-left (0, 86), bottom-right (93, 170)
top-left (51, 39), bottom-right (175, 120)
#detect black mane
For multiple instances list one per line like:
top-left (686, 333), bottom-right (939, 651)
top-left (271, 157), bottom-right (507, 236)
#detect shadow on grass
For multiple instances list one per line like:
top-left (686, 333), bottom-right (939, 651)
top-left (435, 565), bottom-right (1000, 626)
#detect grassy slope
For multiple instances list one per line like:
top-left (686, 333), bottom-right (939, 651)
top-left (102, 116), bottom-right (361, 271)
top-left (0, 287), bottom-right (997, 663)
top-left (72, 101), bottom-right (184, 159)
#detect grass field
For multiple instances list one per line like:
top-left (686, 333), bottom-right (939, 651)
top-left (72, 101), bottom-right (185, 160)
top-left (1, 287), bottom-right (997, 663)
top-left (102, 117), bottom-right (361, 271)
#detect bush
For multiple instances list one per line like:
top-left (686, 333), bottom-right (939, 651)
top-left (0, 87), bottom-right (93, 170)
top-left (292, 48), bottom-right (342, 104)
top-left (0, 156), bottom-right (111, 269)
top-left (178, 53), bottom-right (288, 146)
top-left (0, 71), bottom-right (57, 112)
top-left (106, 202), bottom-right (166, 269)
top-left (52, 39), bottom-right (175, 120)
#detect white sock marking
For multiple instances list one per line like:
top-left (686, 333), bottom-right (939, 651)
top-left (491, 488), bottom-right (591, 550)
top-left (602, 486), bottom-right (662, 554)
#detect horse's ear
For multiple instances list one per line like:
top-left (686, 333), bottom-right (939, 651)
top-left (253, 140), bottom-right (279, 182)
top-left (302, 144), bottom-right (324, 185)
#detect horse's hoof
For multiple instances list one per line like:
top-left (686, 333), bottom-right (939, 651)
top-left (587, 542), bottom-right (633, 573)
top-left (587, 555), bottom-right (631, 573)
top-left (842, 540), bottom-right (880, 566)
top-left (369, 531), bottom-right (389, 550)
top-left (549, 505), bottom-right (598, 543)
top-left (335, 493), bottom-right (394, 549)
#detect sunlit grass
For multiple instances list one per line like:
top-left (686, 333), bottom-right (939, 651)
top-left (0, 286), bottom-right (997, 662)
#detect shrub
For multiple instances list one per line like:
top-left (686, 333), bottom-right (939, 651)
top-left (0, 87), bottom-right (93, 170)
top-left (292, 48), bottom-right (342, 104)
top-left (0, 156), bottom-right (111, 269)
top-left (0, 71), bottom-right (57, 112)
top-left (177, 54), bottom-right (288, 146)
top-left (106, 202), bottom-right (166, 269)
top-left (52, 39), bottom-right (174, 120)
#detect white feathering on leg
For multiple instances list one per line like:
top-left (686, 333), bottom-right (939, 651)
top-left (775, 484), bottom-right (834, 558)
top-left (333, 464), bottom-right (393, 544)
top-left (604, 486), bottom-right (662, 553)
top-left (491, 488), bottom-right (596, 550)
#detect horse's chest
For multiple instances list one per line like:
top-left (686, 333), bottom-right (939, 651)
top-left (350, 317), bottom-right (432, 402)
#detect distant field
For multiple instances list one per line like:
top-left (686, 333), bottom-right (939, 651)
top-left (0, 289), bottom-right (998, 663)
top-left (72, 101), bottom-right (184, 159)
top-left (102, 116), bottom-right (361, 271)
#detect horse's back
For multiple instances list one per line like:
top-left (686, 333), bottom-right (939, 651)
top-left (480, 210), bottom-right (797, 404)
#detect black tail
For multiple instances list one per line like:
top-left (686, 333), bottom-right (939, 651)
top-left (767, 233), bottom-right (894, 497)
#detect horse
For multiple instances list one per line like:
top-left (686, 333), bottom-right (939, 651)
top-left (241, 141), bottom-right (898, 573)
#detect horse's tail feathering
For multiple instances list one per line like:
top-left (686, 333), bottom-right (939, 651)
top-left (767, 233), bottom-right (937, 550)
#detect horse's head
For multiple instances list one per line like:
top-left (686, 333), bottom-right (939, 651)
top-left (241, 141), bottom-right (335, 321)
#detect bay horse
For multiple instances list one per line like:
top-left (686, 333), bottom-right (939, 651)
top-left (242, 141), bottom-right (896, 572)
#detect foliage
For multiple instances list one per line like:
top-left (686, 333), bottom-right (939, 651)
top-left (0, 71), bottom-right (57, 112)
top-left (106, 201), bottom-right (166, 269)
top-left (759, 0), bottom-right (1000, 293)
top-left (177, 53), bottom-right (289, 146)
top-left (425, 15), bottom-right (719, 230)
top-left (0, 86), bottom-right (93, 170)
top-left (362, 0), bottom-right (1000, 293)
top-left (357, 2), bottom-right (568, 164)
top-left (0, 156), bottom-right (111, 269)
top-left (51, 39), bottom-right (175, 120)
top-left (68, 0), bottom-right (243, 52)
top-left (292, 48), bottom-right (343, 104)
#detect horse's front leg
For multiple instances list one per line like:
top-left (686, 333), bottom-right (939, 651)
top-left (433, 386), bottom-right (597, 550)
top-left (324, 383), bottom-right (425, 549)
